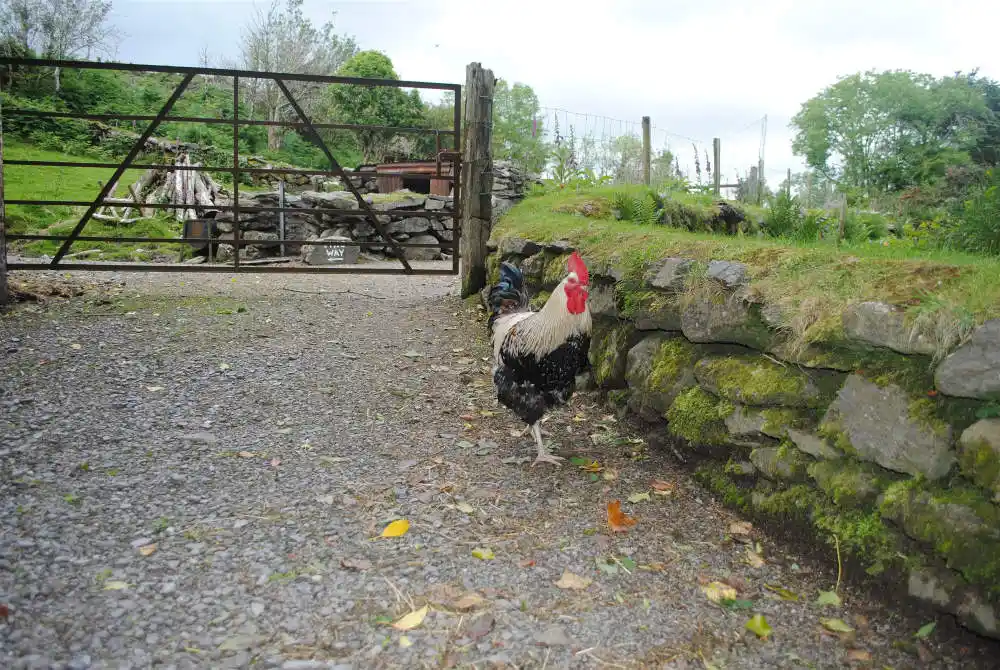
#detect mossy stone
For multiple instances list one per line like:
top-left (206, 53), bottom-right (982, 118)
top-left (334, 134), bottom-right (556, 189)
top-left (880, 481), bottom-right (1000, 594)
top-left (624, 334), bottom-right (699, 421)
top-left (750, 444), bottom-right (812, 482)
top-left (589, 318), bottom-right (639, 389)
top-left (808, 459), bottom-right (897, 509)
top-left (665, 387), bottom-right (733, 446)
top-left (694, 355), bottom-right (822, 408)
top-left (957, 419), bottom-right (1000, 502)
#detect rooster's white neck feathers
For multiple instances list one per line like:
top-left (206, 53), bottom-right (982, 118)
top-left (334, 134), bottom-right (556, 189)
top-left (492, 274), bottom-right (592, 361)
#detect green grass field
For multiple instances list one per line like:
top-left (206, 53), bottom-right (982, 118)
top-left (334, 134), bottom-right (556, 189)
top-left (4, 142), bottom-right (185, 260)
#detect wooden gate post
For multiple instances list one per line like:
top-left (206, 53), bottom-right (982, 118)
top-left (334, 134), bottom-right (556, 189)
top-left (712, 138), bottom-right (721, 197)
top-left (459, 62), bottom-right (495, 298)
top-left (0, 94), bottom-right (8, 307)
top-left (641, 116), bottom-right (651, 186)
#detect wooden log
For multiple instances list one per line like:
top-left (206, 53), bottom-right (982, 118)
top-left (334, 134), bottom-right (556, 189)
top-left (459, 62), bottom-right (495, 298)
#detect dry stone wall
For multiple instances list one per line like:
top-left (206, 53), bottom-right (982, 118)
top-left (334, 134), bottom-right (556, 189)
top-left (485, 236), bottom-right (1000, 641)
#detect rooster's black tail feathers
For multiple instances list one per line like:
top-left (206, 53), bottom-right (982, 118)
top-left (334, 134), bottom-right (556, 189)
top-left (487, 262), bottom-right (530, 331)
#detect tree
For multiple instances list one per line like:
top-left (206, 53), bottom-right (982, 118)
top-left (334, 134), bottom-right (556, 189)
top-left (0, 0), bottom-right (119, 90)
top-left (492, 80), bottom-right (548, 175)
top-left (791, 69), bottom-right (990, 202)
top-left (325, 50), bottom-right (425, 163)
top-left (238, 0), bottom-right (357, 150)
top-left (415, 91), bottom-right (456, 158)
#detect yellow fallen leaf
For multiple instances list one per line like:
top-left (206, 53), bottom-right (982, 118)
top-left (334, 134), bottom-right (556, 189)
top-left (146, 386), bottom-right (165, 392)
top-left (237, 451), bottom-right (255, 458)
top-left (745, 546), bottom-right (765, 568)
top-left (820, 617), bottom-right (854, 634)
top-left (103, 580), bottom-right (130, 591)
top-left (381, 519), bottom-right (410, 538)
top-left (219, 363), bottom-right (231, 371)
top-left (70, 343), bottom-right (82, 350)
top-left (398, 635), bottom-right (413, 648)
top-left (138, 543), bottom-right (157, 556)
top-left (456, 502), bottom-right (475, 514)
top-left (701, 581), bottom-right (737, 604)
top-left (627, 492), bottom-right (651, 503)
top-left (471, 547), bottom-right (494, 560)
top-left (392, 605), bottom-right (429, 631)
top-left (554, 570), bottom-right (592, 590)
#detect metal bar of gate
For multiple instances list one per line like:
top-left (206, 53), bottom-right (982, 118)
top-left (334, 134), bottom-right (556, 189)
top-left (452, 83), bottom-right (463, 276)
top-left (273, 77), bottom-right (413, 272)
top-left (232, 75), bottom-right (240, 272)
top-left (49, 73), bottom-right (195, 265)
top-left (0, 57), bottom-right (458, 91)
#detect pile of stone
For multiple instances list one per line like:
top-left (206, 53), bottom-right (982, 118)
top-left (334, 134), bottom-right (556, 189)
top-left (210, 190), bottom-right (455, 263)
top-left (492, 160), bottom-right (539, 221)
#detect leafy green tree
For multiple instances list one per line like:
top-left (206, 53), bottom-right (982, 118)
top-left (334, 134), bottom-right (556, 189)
top-left (325, 50), bottom-right (425, 163)
top-left (238, 0), bottom-right (357, 150)
top-left (791, 69), bottom-right (989, 202)
top-left (492, 79), bottom-right (548, 174)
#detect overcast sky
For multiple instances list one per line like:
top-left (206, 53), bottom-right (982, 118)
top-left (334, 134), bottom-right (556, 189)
top-left (109, 0), bottom-right (1000, 185)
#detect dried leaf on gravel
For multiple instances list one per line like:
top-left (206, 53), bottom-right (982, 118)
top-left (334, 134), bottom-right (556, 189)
top-left (0, 604), bottom-right (8, 619)
top-left (607, 500), bottom-right (637, 532)
top-left (471, 547), bottom-right (494, 560)
top-left (627, 492), bottom-right (651, 503)
top-left (269, 458), bottom-right (281, 467)
top-left (137, 543), bottom-right (157, 556)
top-left (744, 546), bottom-right (765, 568)
top-left (729, 521), bottom-right (753, 535)
top-left (520, 559), bottom-right (536, 568)
top-left (455, 501), bottom-right (475, 514)
top-left (466, 612), bottom-right (495, 640)
top-left (845, 649), bottom-right (872, 662)
top-left (237, 451), bottom-right (255, 458)
top-left (816, 590), bottom-right (842, 607)
top-left (745, 614), bottom-right (773, 639)
top-left (340, 557), bottom-right (373, 571)
top-left (764, 584), bottom-right (800, 601)
top-left (651, 479), bottom-right (674, 495)
top-left (398, 635), bottom-right (413, 648)
top-left (381, 519), bottom-right (410, 538)
top-left (103, 580), bottom-right (130, 591)
top-left (555, 570), bottom-right (592, 590)
top-left (146, 386), bottom-right (165, 392)
top-left (701, 581), bottom-right (737, 604)
top-left (392, 605), bottom-right (429, 631)
top-left (452, 592), bottom-right (485, 611)
top-left (218, 363), bottom-right (231, 371)
top-left (820, 617), bottom-right (854, 634)
top-left (70, 343), bottom-right (82, 350)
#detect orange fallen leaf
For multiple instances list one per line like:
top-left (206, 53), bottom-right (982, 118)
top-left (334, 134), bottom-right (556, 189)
top-left (582, 460), bottom-right (603, 473)
top-left (520, 559), bottom-right (536, 568)
top-left (651, 479), bottom-right (674, 494)
top-left (927, 390), bottom-right (938, 397)
top-left (460, 414), bottom-right (476, 421)
top-left (607, 500), bottom-right (637, 532)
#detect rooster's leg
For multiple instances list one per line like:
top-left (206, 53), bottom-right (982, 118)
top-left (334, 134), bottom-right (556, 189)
top-left (530, 423), bottom-right (563, 467)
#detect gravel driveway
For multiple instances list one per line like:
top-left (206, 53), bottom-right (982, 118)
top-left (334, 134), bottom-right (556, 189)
top-left (2, 264), bottom-right (999, 669)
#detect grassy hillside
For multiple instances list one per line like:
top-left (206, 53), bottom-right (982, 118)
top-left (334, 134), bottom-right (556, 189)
top-left (493, 186), bottom-right (1000, 355)
top-left (4, 142), bottom-right (184, 260)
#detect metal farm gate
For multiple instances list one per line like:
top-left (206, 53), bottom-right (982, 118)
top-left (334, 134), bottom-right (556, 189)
top-left (0, 58), bottom-right (461, 276)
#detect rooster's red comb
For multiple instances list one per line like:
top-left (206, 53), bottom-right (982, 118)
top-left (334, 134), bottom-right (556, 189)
top-left (567, 251), bottom-right (588, 284)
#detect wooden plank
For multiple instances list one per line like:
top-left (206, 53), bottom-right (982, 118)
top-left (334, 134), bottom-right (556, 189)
top-left (459, 62), bottom-right (495, 298)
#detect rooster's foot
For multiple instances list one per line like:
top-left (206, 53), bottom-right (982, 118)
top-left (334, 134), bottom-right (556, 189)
top-left (531, 451), bottom-right (564, 467)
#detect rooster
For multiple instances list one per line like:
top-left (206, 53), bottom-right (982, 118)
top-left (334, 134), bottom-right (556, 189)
top-left (487, 252), bottom-right (592, 466)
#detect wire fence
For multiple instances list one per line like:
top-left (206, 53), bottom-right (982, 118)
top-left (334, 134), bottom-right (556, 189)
top-left (529, 106), bottom-right (771, 199)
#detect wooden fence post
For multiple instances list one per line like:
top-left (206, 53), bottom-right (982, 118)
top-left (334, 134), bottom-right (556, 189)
top-left (459, 62), bottom-right (495, 298)
top-left (837, 193), bottom-right (847, 246)
top-left (712, 137), bottom-right (721, 196)
top-left (0, 94), bottom-right (8, 307)
top-left (641, 116), bottom-right (651, 186)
